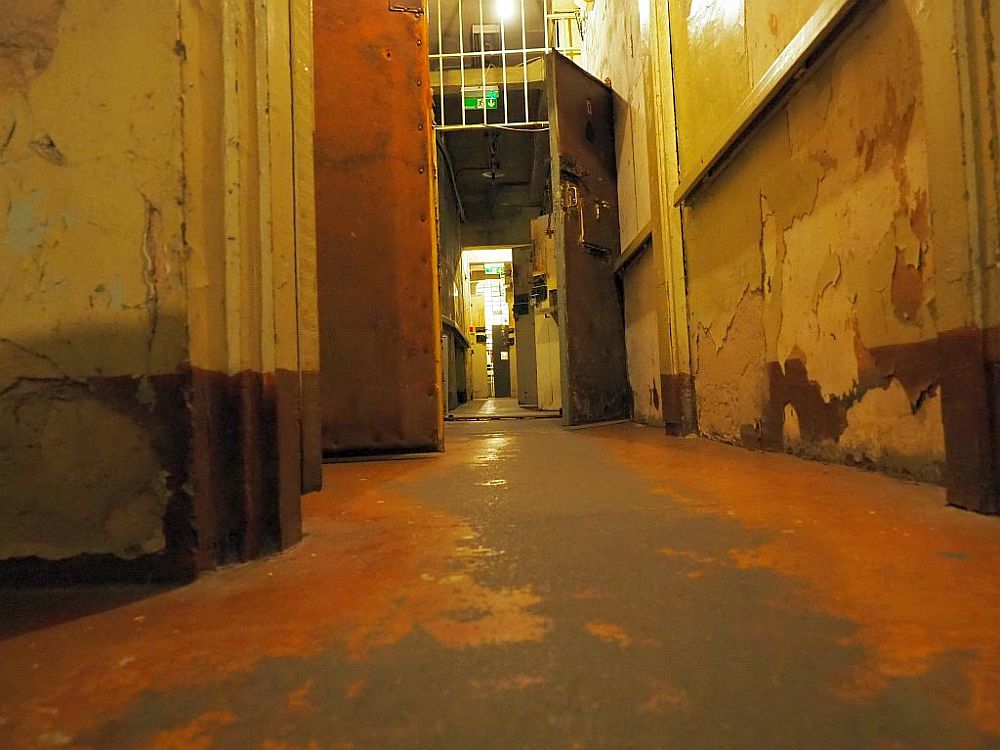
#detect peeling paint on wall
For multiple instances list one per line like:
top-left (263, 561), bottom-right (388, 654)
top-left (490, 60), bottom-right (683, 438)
top-left (0, 0), bottom-right (64, 91)
top-left (4, 190), bottom-right (51, 254)
top-left (0, 385), bottom-right (168, 559)
top-left (674, 0), bottom-right (947, 482)
top-left (693, 292), bottom-right (767, 443)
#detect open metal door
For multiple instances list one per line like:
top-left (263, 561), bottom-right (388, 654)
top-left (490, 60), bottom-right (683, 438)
top-left (314, 0), bottom-right (444, 455)
top-left (547, 53), bottom-right (630, 425)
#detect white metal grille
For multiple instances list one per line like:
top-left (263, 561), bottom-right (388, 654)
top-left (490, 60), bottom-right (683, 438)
top-left (428, 0), bottom-right (582, 130)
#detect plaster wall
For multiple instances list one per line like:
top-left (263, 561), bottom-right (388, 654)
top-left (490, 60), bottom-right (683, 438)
top-left (578, 0), bottom-right (663, 426)
top-left (623, 243), bottom-right (665, 425)
top-left (0, 0), bottom-right (189, 563)
top-left (579, 0), bottom-right (652, 248)
top-left (437, 141), bottom-right (467, 412)
top-left (671, 0), bottom-right (946, 481)
top-left (0, 0), bottom-right (318, 578)
top-left (530, 215), bottom-right (561, 411)
top-left (535, 310), bottom-right (563, 412)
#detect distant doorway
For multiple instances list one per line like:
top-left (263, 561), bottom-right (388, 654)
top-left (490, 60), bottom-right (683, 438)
top-left (462, 248), bottom-right (514, 399)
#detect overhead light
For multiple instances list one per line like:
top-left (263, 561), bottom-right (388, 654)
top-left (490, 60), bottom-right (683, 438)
top-left (497, 0), bottom-right (516, 20)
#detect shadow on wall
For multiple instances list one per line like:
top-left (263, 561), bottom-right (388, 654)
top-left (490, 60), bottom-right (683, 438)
top-left (0, 314), bottom-right (197, 585)
top-left (0, 313), bottom-right (299, 584)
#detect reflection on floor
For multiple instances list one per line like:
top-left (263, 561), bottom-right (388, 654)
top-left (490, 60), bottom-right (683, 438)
top-left (2, 420), bottom-right (999, 748)
top-left (449, 397), bottom-right (559, 420)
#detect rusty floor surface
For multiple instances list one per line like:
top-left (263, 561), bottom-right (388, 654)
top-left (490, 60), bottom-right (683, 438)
top-left (2, 420), bottom-right (999, 749)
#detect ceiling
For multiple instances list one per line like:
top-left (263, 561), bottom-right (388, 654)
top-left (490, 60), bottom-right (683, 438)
top-left (440, 124), bottom-right (549, 225)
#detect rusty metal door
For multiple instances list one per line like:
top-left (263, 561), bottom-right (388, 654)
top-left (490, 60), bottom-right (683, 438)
top-left (314, 0), bottom-right (443, 455)
top-left (547, 52), bottom-right (630, 425)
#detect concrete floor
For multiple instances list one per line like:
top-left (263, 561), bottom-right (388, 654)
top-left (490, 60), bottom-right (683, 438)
top-left (2, 420), bottom-right (999, 749)
top-left (449, 397), bottom-right (559, 420)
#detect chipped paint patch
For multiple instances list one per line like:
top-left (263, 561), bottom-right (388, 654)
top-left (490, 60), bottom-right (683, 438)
top-left (285, 680), bottom-right (317, 715)
top-left (638, 678), bottom-right (692, 714)
top-left (839, 380), bottom-right (945, 476)
top-left (0, 455), bottom-right (551, 746)
top-left (677, 0), bottom-right (945, 479)
top-left (585, 621), bottom-right (632, 648)
top-left (658, 547), bottom-right (718, 565)
top-left (139, 709), bottom-right (237, 750)
top-left (471, 674), bottom-right (546, 693)
top-left (4, 190), bottom-right (50, 255)
top-left (0, 384), bottom-right (171, 560)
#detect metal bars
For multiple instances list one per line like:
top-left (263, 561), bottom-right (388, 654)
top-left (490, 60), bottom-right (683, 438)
top-left (428, 0), bottom-right (578, 130)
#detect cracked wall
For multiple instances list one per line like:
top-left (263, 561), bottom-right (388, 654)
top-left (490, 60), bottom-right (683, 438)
top-left (673, 0), bottom-right (946, 481)
top-left (0, 0), bottom-right (191, 563)
top-left (0, 0), bottom-right (319, 577)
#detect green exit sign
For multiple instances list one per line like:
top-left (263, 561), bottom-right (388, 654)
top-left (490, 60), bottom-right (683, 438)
top-left (463, 86), bottom-right (499, 110)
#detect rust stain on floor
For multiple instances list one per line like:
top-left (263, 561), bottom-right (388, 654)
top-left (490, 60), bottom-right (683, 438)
top-left (601, 428), bottom-right (1000, 735)
top-left (138, 709), bottom-right (236, 750)
top-left (584, 621), bottom-right (632, 648)
top-left (0, 455), bottom-right (550, 748)
top-left (1, 420), bottom-right (997, 748)
top-left (638, 678), bottom-right (692, 715)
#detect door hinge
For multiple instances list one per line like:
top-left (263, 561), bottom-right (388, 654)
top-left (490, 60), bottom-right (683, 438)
top-left (389, 1), bottom-right (424, 17)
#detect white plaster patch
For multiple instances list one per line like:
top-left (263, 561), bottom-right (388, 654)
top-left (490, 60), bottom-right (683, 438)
top-left (783, 403), bottom-right (801, 446)
top-left (695, 292), bottom-right (766, 440)
top-left (839, 380), bottom-right (945, 480)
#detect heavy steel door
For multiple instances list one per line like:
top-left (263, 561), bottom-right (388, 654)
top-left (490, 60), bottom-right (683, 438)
top-left (547, 53), bottom-right (630, 424)
top-left (314, 1), bottom-right (443, 455)
top-left (492, 325), bottom-right (513, 397)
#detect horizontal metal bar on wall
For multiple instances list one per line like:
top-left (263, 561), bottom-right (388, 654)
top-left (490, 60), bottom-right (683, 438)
top-left (441, 315), bottom-right (473, 348)
top-left (429, 47), bottom-right (577, 59)
top-left (434, 121), bottom-right (550, 132)
top-left (612, 221), bottom-right (653, 276)
top-left (673, 0), bottom-right (874, 206)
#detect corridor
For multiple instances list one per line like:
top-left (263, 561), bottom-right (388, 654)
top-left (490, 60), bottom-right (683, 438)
top-left (448, 397), bottom-right (558, 420)
top-left (3, 421), bottom-right (998, 749)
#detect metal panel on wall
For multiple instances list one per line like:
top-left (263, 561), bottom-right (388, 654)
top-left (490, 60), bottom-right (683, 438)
top-left (314, 0), bottom-right (444, 455)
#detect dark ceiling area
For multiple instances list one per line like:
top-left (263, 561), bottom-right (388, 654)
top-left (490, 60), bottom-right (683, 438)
top-left (440, 125), bottom-right (550, 224)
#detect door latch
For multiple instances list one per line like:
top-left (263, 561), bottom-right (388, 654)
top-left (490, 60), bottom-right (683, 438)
top-left (561, 183), bottom-right (579, 210)
top-left (593, 198), bottom-right (613, 221)
top-left (389, 1), bottom-right (424, 17)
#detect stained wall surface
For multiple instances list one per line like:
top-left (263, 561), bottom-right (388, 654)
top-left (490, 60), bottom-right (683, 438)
top-left (579, 0), bottom-right (652, 249)
top-left (437, 141), bottom-right (467, 410)
top-left (530, 215), bottom-right (562, 411)
top-left (0, 0), bottom-right (318, 579)
top-left (579, 0), bottom-right (664, 427)
top-left (0, 0), bottom-right (191, 567)
top-left (670, 0), bottom-right (950, 483)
